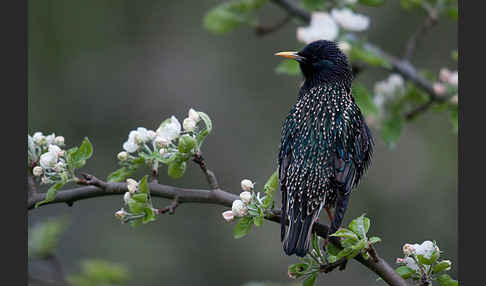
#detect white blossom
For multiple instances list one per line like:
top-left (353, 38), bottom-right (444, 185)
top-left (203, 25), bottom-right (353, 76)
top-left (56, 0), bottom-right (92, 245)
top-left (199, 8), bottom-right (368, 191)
top-left (374, 74), bottom-right (405, 97)
top-left (222, 210), bottom-right (235, 222)
top-left (414, 241), bottom-right (438, 259)
top-left (126, 178), bottom-right (138, 194)
top-left (439, 68), bottom-right (452, 83)
top-left (147, 130), bottom-right (157, 141)
top-left (239, 191), bottom-right (252, 204)
top-left (123, 131), bottom-right (140, 153)
top-left (232, 200), bottom-right (248, 217)
top-left (54, 136), bottom-right (65, 146)
top-left (154, 136), bottom-right (170, 148)
top-left (136, 127), bottom-right (151, 143)
top-left (39, 151), bottom-right (58, 169)
top-left (331, 8), bottom-right (370, 32)
top-left (123, 192), bottom-right (132, 204)
top-left (403, 257), bottom-right (419, 271)
top-left (297, 12), bottom-right (339, 44)
top-left (241, 179), bottom-right (254, 191)
top-left (117, 151), bottom-right (128, 161)
top-left (188, 108), bottom-right (200, 122)
top-left (159, 148), bottom-right (168, 156)
top-left (156, 116), bottom-right (181, 141)
top-left (343, 0), bottom-right (357, 4)
top-left (448, 71), bottom-right (458, 86)
top-left (115, 208), bottom-right (127, 220)
top-left (45, 133), bottom-right (56, 145)
top-left (33, 132), bottom-right (45, 145)
top-left (48, 144), bottom-right (63, 156)
top-left (32, 166), bottom-right (43, 177)
top-left (183, 118), bottom-right (197, 132)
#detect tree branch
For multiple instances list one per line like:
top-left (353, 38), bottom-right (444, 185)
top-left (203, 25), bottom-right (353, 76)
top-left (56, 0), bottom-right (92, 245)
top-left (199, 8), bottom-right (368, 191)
top-left (403, 13), bottom-right (437, 61)
top-left (28, 174), bottom-right (409, 286)
top-left (255, 14), bottom-right (291, 36)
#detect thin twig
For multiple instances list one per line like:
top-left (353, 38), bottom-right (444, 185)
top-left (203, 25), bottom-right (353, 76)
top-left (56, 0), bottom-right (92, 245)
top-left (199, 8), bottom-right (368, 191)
top-left (156, 196), bottom-right (179, 215)
top-left (320, 257), bottom-right (348, 273)
top-left (403, 13), bottom-right (437, 61)
top-left (192, 152), bottom-right (219, 189)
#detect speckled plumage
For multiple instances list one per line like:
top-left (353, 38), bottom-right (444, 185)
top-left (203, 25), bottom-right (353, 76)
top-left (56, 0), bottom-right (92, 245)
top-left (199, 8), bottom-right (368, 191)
top-left (278, 40), bottom-right (374, 257)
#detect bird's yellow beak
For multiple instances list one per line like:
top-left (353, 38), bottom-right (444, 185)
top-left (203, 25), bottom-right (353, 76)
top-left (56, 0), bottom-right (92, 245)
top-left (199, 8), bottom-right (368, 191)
top-left (274, 51), bottom-right (300, 60)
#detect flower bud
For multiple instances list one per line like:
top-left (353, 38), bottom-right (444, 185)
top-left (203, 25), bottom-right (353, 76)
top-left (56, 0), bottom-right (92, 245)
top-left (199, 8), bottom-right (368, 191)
top-left (115, 208), bottom-right (127, 220)
top-left (396, 258), bottom-right (405, 264)
top-left (45, 134), bottom-right (56, 145)
top-left (183, 117), bottom-right (197, 132)
top-left (188, 108), bottom-right (200, 122)
top-left (117, 151), bottom-right (128, 161)
top-left (239, 191), bottom-right (252, 204)
top-left (123, 192), bottom-right (132, 204)
top-left (178, 134), bottom-right (196, 153)
top-left (126, 178), bottom-right (138, 194)
top-left (154, 136), bottom-right (170, 148)
top-left (433, 82), bottom-right (446, 95)
top-left (32, 166), bottom-right (43, 177)
top-left (448, 71), bottom-right (458, 86)
top-left (402, 243), bottom-right (415, 256)
top-left (231, 200), bottom-right (248, 217)
top-left (241, 179), bottom-right (254, 191)
top-left (222, 210), bottom-right (235, 222)
top-left (439, 68), bottom-right (452, 83)
top-left (39, 151), bottom-right (58, 168)
top-left (54, 136), bottom-right (65, 146)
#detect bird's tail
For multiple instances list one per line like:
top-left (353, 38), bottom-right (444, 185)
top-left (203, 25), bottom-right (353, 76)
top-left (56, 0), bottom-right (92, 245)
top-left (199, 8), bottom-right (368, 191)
top-left (283, 203), bottom-right (323, 257)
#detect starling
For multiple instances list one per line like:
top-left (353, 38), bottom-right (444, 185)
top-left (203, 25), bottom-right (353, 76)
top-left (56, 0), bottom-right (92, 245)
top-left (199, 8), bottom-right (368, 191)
top-left (275, 40), bottom-right (374, 257)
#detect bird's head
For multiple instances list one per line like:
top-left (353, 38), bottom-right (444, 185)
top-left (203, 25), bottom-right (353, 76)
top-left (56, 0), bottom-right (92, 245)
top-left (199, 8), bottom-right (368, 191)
top-left (275, 40), bottom-right (352, 86)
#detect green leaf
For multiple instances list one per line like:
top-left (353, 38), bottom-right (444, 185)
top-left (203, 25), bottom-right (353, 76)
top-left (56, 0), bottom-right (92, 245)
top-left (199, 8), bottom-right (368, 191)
top-left (348, 214), bottom-right (370, 239)
top-left (68, 137), bottom-right (93, 169)
top-left (395, 266), bottom-right (415, 279)
top-left (368, 236), bottom-right (382, 244)
top-left (35, 181), bottom-right (66, 207)
top-left (381, 114), bottom-right (403, 148)
top-left (348, 239), bottom-right (368, 259)
top-left (329, 229), bottom-right (359, 241)
top-left (437, 274), bottom-right (458, 286)
top-left (400, 0), bottom-right (423, 10)
top-left (263, 170), bottom-right (279, 208)
top-left (448, 7), bottom-right (458, 21)
top-left (142, 207), bottom-right (157, 224)
top-left (138, 175), bottom-right (149, 194)
top-left (127, 201), bottom-right (145, 214)
top-left (326, 242), bottom-right (341, 256)
top-left (327, 255), bottom-right (338, 263)
top-left (451, 50), bottom-right (458, 62)
top-left (433, 261), bottom-right (452, 274)
top-left (195, 111), bottom-right (213, 147)
top-left (67, 259), bottom-right (129, 286)
top-left (253, 215), bottom-right (263, 227)
top-left (131, 193), bottom-right (148, 203)
top-left (349, 45), bottom-right (391, 69)
top-left (303, 273), bottom-right (318, 286)
top-left (301, 0), bottom-right (324, 11)
top-left (336, 247), bottom-right (353, 260)
top-left (417, 254), bottom-right (433, 265)
top-left (28, 217), bottom-right (68, 258)
top-left (275, 59), bottom-right (301, 76)
top-left (203, 0), bottom-right (266, 35)
top-left (234, 216), bottom-right (253, 239)
top-left (178, 134), bottom-right (196, 153)
top-left (353, 84), bottom-right (378, 116)
top-left (168, 160), bottom-right (186, 179)
top-left (107, 167), bottom-right (132, 183)
top-left (359, 0), bottom-right (386, 6)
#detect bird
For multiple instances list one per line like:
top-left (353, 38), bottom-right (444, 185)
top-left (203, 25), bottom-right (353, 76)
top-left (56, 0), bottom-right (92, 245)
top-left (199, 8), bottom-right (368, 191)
top-left (275, 40), bottom-right (374, 257)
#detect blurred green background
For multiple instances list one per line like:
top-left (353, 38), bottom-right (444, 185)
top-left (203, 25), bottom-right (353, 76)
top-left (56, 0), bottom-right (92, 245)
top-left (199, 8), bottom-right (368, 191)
top-left (28, 0), bottom-right (457, 285)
